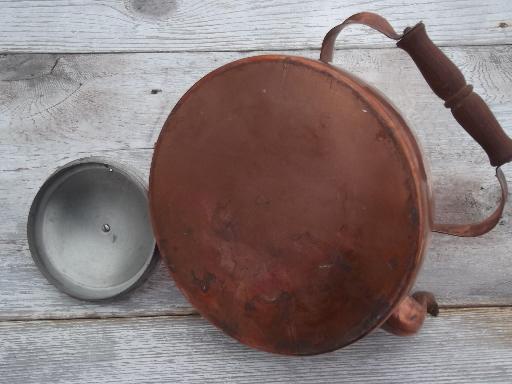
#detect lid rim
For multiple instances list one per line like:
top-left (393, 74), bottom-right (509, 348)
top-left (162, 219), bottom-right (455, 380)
top-left (27, 157), bottom-right (159, 302)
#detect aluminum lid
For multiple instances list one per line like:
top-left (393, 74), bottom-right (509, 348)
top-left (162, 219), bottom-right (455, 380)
top-left (27, 158), bottom-right (158, 300)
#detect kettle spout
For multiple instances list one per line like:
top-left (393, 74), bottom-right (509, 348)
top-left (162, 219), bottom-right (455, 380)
top-left (381, 291), bottom-right (438, 336)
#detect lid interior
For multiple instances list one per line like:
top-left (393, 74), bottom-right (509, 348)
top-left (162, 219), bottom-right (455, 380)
top-left (28, 160), bottom-right (157, 300)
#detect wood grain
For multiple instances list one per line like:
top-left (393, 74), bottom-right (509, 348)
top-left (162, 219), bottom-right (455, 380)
top-left (1, 308), bottom-right (512, 383)
top-left (2, 46), bottom-right (511, 159)
top-left (1, 151), bottom-right (512, 320)
top-left (0, 0), bottom-right (511, 53)
top-left (2, 2), bottom-right (512, 381)
top-left (1, 46), bottom-right (512, 319)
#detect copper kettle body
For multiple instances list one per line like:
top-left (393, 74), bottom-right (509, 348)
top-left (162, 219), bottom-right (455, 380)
top-left (148, 13), bottom-right (512, 355)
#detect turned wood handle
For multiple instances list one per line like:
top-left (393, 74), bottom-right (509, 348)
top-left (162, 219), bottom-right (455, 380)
top-left (397, 23), bottom-right (512, 167)
top-left (320, 12), bottom-right (511, 236)
top-left (320, 13), bottom-right (512, 167)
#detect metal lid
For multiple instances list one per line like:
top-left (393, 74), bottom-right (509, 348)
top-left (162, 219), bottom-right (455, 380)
top-left (28, 158), bottom-right (158, 301)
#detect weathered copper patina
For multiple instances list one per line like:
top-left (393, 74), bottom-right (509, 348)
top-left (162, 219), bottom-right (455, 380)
top-left (149, 13), bottom-right (512, 355)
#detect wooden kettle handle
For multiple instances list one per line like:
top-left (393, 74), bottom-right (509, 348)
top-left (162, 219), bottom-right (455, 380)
top-left (320, 12), bottom-right (511, 237)
top-left (397, 23), bottom-right (512, 167)
top-left (320, 12), bottom-right (512, 167)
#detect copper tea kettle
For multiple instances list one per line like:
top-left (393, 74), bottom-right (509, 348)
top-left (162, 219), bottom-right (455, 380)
top-left (149, 13), bottom-right (512, 355)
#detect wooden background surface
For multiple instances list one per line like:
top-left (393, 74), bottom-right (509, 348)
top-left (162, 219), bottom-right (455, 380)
top-left (1, 1), bottom-right (512, 382)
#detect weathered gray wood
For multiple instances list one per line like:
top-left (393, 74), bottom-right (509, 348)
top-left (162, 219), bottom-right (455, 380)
top-left (2, 3), bottom-right (511, 382)
top-left (1, 150), bottom-right (512, 320)
top-left (0, 0), bottom-right (511, 53)
top-left (2, 46), bottom-right (511, 159)
top-left (0, 238), bottom-right (193, 320)
top-left (1, 308), bottom-right (512, 383)
top-left (1, 46), bottom-right (512, 319)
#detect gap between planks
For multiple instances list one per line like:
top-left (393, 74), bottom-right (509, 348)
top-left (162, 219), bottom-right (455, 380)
top-left (2, 304), bottom-right (511, 324)
top-left (2, 42), bottom-right (512, 56)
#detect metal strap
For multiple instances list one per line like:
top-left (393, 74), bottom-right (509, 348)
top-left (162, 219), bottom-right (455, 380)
top-left (320, 12), bottom-right (402, 63)
top-left (432, 168), bottom-right (508, 237)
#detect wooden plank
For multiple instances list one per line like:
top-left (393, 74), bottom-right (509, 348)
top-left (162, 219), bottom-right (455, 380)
top-left (1, 46), bottom-right (511, 160)
top-left (1, 308), bottom-right (512, 383)
top-left (1, 149), bottom-right (512, 320)
top-left (2, 46), bottom-right (512, 241)
top-left (0, 238), bottom-right (193, 320)
top-left (0, 0), bottom-right (511, 53)
top-left (1, 46), bottom-right (512, 319)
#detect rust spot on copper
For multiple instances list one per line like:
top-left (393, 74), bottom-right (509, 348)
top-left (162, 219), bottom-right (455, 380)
top-left (191, 271), bottom-right (216, 293)
top-left (260, 291), bottom-right (292, 304)
top-left (183, 227), bottom-right (193, 236)
top-left (255, 195), bottom-right (271, 206)
top-left (387, 258), bottom-right (399, 271)
top-left (244, 301), bottom-right (256, 312)
top-left (265, 244), bottom-right (283, 258)
top-left (409, 206), bottom-right (419, 226)
top-left (328, 249), bottom-right (353, 273)
top-left (375, 129), bottom-right (388, 142)
top-left (212, 202), bottom-right (238, 242)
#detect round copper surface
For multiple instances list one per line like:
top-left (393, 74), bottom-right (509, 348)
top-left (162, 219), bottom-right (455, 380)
top-left (150, 55), bottom-right (430, 355)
